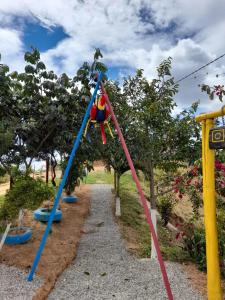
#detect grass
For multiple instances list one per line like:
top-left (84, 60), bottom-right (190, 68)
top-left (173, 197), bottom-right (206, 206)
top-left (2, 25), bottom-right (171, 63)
top-left (0, 174), bottom-right (9, 184)
top-left (0, 195), bottom-right (5, 207)
top-left (119, 178), bottom-right (189, 260)
top-left (85, 170), bottom-right (114, 184)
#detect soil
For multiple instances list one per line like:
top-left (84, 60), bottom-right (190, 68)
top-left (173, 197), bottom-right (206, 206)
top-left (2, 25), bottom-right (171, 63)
top-left (8, 228), bottom-right (28, 235)
top-left (93, 160), bottom-right (106, 172)
top-left (0, 184), bottom-right (91, 300)
top-left (182, 263), bottom-right (207, 299)
top-left (116, 218), bottom-right (141, 255)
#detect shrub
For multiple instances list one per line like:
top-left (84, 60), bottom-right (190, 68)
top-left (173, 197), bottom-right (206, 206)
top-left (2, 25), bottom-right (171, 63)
top-left (61, 158), bottom-right (92, 195)
top-left (158, 194), bottom-right (175, 226)
top-left (183, 223), bottom-right (225, 274)
top-left (0, 176), bottom-right (54, 221)
top-left (183, 226), bottom-right (206, 270)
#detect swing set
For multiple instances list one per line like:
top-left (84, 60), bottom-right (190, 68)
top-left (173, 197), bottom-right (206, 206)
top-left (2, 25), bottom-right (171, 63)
top-left (27, 72), bottom-right (174, 299)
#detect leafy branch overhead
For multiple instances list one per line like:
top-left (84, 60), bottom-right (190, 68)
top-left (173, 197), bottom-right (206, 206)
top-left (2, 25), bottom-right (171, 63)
top-left (200, 83), bottom-right (225, 101)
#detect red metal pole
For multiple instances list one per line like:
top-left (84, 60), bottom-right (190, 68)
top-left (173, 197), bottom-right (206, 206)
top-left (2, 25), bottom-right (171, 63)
top-left (101, 83), bottom-right (173, 300)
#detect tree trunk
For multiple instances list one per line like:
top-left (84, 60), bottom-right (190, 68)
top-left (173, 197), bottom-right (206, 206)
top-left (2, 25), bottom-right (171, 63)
top-left (114, 169), bottom-right (117, 193)
top-left (149, 160), bottom-right (158, 259)
top-left (9, 175), bottom-right (14, 190)
top-left (46, 157), bottom-right (49, 184)
top-left (116, 172), bottom-right (120, 197)
top-left (149, 160), bottom-right (156, 209)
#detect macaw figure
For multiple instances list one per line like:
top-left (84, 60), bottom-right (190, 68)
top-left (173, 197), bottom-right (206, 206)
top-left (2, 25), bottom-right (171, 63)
top-left (84, 93), bottom-right (113, 144)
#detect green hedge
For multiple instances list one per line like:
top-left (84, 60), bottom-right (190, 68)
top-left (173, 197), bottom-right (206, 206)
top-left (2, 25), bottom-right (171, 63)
top-left (0, 176), bottom-right (54, 221)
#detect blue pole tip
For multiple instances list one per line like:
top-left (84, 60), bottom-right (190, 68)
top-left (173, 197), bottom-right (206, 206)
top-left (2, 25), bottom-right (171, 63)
top-left (27, 274), bottom-right (33, 281)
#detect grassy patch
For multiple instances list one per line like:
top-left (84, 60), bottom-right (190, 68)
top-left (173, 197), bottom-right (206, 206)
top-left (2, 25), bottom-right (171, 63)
top-left (0, 195), bottom-right (5, 207)
top-left (85, 170), bottom-right (113, 184)
top-left (120, 188), bottom-right (151, 256)
top-left (119, 182), bottom-right (188, 260)
top-left (0, 174), bottom-right (9, 184)
top-left (117, 171), bottom-right (190, 261)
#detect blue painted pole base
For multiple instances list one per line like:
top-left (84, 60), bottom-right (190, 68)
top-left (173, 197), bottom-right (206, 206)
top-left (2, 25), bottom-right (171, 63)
top-left (62, 195), bottom-right (79, 203)
top-left (33, 208), bottom-right (62, 222)
top-left (1, 227), bottom-right (32, 245)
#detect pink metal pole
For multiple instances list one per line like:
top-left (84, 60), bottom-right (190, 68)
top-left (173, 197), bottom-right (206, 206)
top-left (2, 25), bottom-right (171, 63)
top-left (101, 83), bottom-right (173, 300)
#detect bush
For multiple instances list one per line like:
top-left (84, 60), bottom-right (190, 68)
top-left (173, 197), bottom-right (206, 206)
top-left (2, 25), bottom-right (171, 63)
top-left (183, 223), bottom-right (225, 274)
top-left (183, 226), bottom-right (206, 270)
top-left (158, 194), bottom-right (174, 226)
top-left (0, 176), bottom-right (54, 221)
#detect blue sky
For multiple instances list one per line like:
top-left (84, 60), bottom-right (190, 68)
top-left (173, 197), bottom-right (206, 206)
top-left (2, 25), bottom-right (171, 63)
top-left (23, 22), bottom-right (69, 52)
top-left (0, 0), bottom-right (225, 113)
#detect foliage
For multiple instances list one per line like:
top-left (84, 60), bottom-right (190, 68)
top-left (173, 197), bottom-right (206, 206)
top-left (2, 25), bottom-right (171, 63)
top-left (62, 156), bottom-right (93, 195)
top-left (101, 80), bottom-right (141, 196)
top-left (183, 225), bottom-right (206, 270)
top-left (74, 48), bottom-right (107, 99)
top-left (0, 195), bottom-right (5, 207)
top-left (0, 47), bottom-right (90, 184)
top-left (60, 49), bottom-right (107, 194)
top-left (158, 194), bottom-right (175, 226)
top-left (183, 223), bottom-right (225, 274)
top-left (0, 176), bottom-right (54, 221)
top-left (200, 84), bottom-right (225, 102)
top-left (122, 59), bottom-right (201, 209)
top-left (172, 159), bottom-right (225, 214)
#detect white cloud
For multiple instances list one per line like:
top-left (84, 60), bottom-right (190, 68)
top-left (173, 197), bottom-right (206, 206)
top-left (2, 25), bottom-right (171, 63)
top-left (0, 0), bottom-right (225, 112)
top-left (0, 28), bottom-right (24, 71)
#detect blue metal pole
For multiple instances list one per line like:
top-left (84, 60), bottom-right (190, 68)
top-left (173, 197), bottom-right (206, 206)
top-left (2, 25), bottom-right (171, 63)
top-left (28, 72), bottom-right (103, 281)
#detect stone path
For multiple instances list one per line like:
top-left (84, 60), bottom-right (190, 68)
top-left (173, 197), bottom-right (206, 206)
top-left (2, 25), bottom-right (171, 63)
top-left (49, 184), bottom-right (203, 300)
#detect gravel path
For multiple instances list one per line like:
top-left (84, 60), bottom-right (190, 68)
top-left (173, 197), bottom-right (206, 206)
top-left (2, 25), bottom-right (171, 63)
top-left (0, 265), bottom-right (42, 300)
top-left (49, 184), bottom-right (203, 300)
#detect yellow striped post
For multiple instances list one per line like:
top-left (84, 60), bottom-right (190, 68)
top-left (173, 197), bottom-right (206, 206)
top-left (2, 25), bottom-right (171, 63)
top-left (196, 112), bottom-right (222, 300)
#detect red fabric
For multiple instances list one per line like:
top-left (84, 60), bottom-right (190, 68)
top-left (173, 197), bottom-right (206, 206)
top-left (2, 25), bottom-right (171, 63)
top-left (100, 123), bottom-right (106, 144)
top-left (104, 105), bottom-right (110, 119)
top-left (101, 82), bottom-right (174, 300)
top-left (99, 94), bottom-right (107, 106)
top-left (90, 104), bottom-right (97, 120)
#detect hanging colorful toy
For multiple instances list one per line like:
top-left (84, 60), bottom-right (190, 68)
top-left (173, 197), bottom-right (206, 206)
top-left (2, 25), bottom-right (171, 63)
top-left (84, 92), bottom-right (113, 144)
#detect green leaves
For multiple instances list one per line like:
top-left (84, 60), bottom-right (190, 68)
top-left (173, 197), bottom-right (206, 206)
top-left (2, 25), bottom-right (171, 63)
top-left (94, 48), bottom-right (103, 60)
top-left (25, 65), bottom-right (36, 74)
top-left (200, 83), bottom-right (225, 102)
top-left (157, 57), bottom-right (172, 77)
top-left (36, 61), bottom-right (46, 71)
top-left (24, 48), bottom-right (40, 65)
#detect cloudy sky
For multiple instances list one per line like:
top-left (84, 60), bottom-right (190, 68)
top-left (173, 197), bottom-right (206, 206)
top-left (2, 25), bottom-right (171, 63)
top-left (0, 0), bottom-right (225, 113)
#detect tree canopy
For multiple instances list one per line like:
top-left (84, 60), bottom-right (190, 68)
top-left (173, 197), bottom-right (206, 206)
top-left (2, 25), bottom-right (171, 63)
top-left (0, 48), bottom-right (201, 200)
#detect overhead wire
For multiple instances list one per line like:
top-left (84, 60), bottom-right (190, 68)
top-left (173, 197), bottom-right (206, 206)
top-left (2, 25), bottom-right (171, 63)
top-left (175, 53), bottom-right (225, 84)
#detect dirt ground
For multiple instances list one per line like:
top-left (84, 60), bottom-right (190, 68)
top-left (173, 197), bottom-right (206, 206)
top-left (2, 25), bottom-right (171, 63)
top-left (0, 184), bottom-right (91, 300)
top-left (0, 182), bottom-right (9, 196)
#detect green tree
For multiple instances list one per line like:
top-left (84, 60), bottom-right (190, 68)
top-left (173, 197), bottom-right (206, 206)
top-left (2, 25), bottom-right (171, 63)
top-left (123, 58), bottom-right (201, 257)
top-left (101, 80), bottom-right (140, 197)
top-left (62, 48), bottom-right (107, 194)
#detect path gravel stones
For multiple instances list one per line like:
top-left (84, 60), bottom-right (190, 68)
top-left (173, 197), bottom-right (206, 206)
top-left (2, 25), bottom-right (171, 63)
top-left (49, 184), bottom-right (203, 300)
top-left (0, 264), bottom-right (42, 300)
